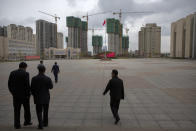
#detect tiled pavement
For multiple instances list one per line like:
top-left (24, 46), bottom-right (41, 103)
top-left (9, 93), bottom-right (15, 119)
top-left (0, 58), bottom-right (196, 131)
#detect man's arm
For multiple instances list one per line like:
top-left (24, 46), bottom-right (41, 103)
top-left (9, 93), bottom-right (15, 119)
top-left (103, 80), bottom-right (111, 95)
top-left (58, 66), bottom-right (60, 73)
top-left (51, 66), bottom-right (54, 73)
top-left (30, 78), bottom-right (35, 96)
top-left (121, 80), bottom-right (125, 99)
top-left (8, 72), bottom-right (14, 94)
top-left (25, 73), bottom-right (31, 97)
top-left (48, 78), bottom-right (53, 89)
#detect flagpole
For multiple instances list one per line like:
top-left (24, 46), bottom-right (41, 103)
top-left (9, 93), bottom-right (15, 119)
top-left (105, 25), bottom-right (106, 59)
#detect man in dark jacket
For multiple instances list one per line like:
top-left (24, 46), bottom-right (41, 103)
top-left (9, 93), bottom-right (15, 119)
top-left (51, 62), bottom-right (60, 83)
top-left (8, 62), bottom-right (32, 129)
top-left (103, 69), bottom-right (124, 125)
top-left (31, 65), bottom-right (53, 129)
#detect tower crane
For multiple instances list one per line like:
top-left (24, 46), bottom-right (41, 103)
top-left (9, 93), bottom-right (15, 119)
top-left (113, 9), bottom-right (153, 22)
top-left (125, 28), bottom-right (129, 36)
top-left (88, 28), bottom-right (104, 36)
top-left (82, 11), bottom-right (112, 31)
top-left (38, 10), bottom-right (60, 48)
top-left (38, 10), bottom-right (60, 24)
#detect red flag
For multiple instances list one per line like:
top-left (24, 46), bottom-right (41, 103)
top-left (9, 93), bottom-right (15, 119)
top-left (102, 20), bottom-right (106, 26)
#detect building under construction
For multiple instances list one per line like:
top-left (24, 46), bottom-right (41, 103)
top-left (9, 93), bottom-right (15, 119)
top-left (122, 36), bottom-right (129, 55)
top-left (106, 18), bottom-right (123, 56)
top-left (92, 35), bottom-right (103, 55)
top-left (66, 16), bottom-right (88, 55)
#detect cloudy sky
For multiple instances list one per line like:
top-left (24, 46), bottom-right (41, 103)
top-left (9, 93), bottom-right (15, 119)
top-left (0, 0), bottom-right (196, 53)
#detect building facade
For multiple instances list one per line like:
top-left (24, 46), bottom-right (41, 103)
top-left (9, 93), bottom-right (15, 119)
top-left (36, 20), bottom-right (57, 57)
top-left (138, 23), bottom-right (161, 57)
top-left (170, 12), bottom-right (196, 59)
top-left (66, 16), bottom-right (88, 56)
top-left (57, 32), bottom-right (64, 49)
top-left (0, 26), bottom-right (7, 37)
top-left (44, 47), bottom-right (80, 59)
top-left (107, 18), bottom-right (123, 56)
top-left (0, 24), bottom-right (36, 60)
top-left (92, 35), bottom-right (103, 55)
top-left (122, 36), bottom-right (129, 55)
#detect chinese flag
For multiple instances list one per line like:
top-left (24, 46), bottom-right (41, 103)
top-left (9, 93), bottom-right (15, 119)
top-left (102, 20), bottom-right (106, 26)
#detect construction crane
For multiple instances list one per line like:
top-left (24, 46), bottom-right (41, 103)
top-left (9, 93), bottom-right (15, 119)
top-left (38, 11), bottom-right (60, 49)
top-left (88, 28), bottom-right (104, 36)
top-left (82, 11), bottom-right (112, 31)
top-left (125, 28), bottom-right (129, 36)
top-left (113, 9), bottom-right (153, 22)
top-left (38, 10), bottom-right (60, 24)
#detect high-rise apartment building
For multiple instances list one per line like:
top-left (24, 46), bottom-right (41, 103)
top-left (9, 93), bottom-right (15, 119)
top-left (170, 12), bottom-right (196, 59)
top-left (138, 23), bottom-right (161, 57)
top-left (66, 16), bottom-right (88, 55)
top-left (36, 19), bottom-right (57, 57)
top-left (0, 24), bottom-right (36, 60)
top-left (57, 32), bottom-right (64, 49)
top-left (92, 35), bottom-right (103, 55)
top-left (107, 18), bottom-right (123, 56)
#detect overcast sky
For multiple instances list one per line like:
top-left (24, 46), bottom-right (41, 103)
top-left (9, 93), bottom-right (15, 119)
top-left (0, 0), bottom-right (196, 53)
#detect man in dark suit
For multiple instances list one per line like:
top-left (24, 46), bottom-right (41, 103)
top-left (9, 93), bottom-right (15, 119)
top-left (8, 62), bottom-right (32, 129)
top-left (103, 69), bottom-right (124, 125)
top-left (51, 62), bottom-right (60, 83)
top-left (31, 65), bottom-right (53, 129)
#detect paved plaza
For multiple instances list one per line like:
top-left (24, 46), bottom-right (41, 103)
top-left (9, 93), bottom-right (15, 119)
top-left (0, 58), bottom-right (196, 131)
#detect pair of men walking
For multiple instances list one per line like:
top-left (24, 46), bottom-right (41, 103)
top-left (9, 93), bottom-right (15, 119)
top-left (8, 62), bottom-right (53, 129)
top-left (8, 62), bottom-right (124, 129)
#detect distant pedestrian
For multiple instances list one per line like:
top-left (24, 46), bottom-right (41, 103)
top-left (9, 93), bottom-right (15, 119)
top-left (31, 65), bottom-right (53, 129)
top-left (103, 69), bottom-right (124, 125)
top-left (8, 62), bottom-right (32, 129)
top-left (38, 60), bottom-right (44, 68)
top-left (51, 62), bottom-right (60, 83)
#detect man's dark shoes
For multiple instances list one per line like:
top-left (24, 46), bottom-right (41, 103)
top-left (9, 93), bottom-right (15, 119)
top-left (23, 122), bottom-right (32, 126)
top-left (37, 125), bottom-right (43, 130)
top-left (114, 118), bottom-right (120, 125)
top-left (14, 125), bottom-right (21, 129)
top-left (43, 123), bottom-right (48, 127)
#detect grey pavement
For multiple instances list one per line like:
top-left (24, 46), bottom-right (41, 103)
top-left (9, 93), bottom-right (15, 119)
top-left (0, 58), bottom-right (196, 131)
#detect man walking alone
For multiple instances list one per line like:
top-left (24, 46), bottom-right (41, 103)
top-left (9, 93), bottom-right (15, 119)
top-left (51, 62), bottom-right (60, 83)
top-left (103, 69), bottom-right (124, 125)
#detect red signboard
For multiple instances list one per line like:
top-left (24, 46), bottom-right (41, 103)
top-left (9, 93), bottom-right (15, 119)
top-left (25, 56), bottom-right (40, 60)
top-left (99, 52), bottom-right (116, 58)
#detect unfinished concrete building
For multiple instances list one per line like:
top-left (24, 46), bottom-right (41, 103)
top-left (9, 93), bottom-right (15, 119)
top-left (107, 18), bottom-right (123, 55)
top-left (122, 36), bottom-right (129, 55)
top-left (170, 12), bottom-right (196, 59)
top-left (57, 32), bottom-right (64, 49)
top-left (66, 16), bottom-right (88, 56)
top-left (138, 23), bottom-right (161, 57)
top-left (92, 35), bottom-right (103, 55)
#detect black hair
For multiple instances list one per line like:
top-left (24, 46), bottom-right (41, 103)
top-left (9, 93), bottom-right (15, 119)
top-left (38, 65), bottom-right (46, 73)
top-left (19, 62), bottom-right (27, 68)
top-left (112, 69), bottom-right (118, 76)
top-left (55, 62), bottom-right (57, 64)
top-left (40, 60), bottom-right (43, 64)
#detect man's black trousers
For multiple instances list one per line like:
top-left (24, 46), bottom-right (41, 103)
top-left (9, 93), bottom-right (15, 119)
top-left (110, 98), bottom-right (120, 120)
top-left (53, 73), bottom-right (58, 83)
top-left (13, 97), bottom-right (31, 127)
top-left (36, 104), bottom-right (49, 127)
